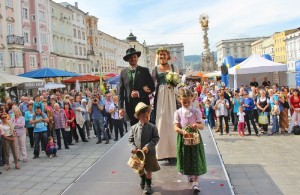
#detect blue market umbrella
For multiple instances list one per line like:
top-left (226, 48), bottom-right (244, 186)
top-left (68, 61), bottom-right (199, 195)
top-left (18, 68), bottom-right (80, 78)
top-left (106, 75), bottom-right (120, 85)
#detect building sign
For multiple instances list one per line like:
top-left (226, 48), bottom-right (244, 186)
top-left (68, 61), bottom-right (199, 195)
top-left (18, 82), bottom-right (44, 89)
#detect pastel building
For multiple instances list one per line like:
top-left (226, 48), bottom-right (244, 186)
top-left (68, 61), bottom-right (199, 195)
top-left (148, 43), bottom-right (185, 71)
top-left (251, 37), bottom-right (269, 56)
top-left (22, 0), bottom-right (54, 73)
top-left (0, 0), bottom-right (24, 74)
top-left (285, 29), bottom-right (300, 70)
top-left (50, 0), bottom-right (76, 73)
top-left (262, 36), bottom-right (275, 60)
top-left (60, 2), bottom-right (89, 74)
top-left (273, 29), bottom-right (298, 64)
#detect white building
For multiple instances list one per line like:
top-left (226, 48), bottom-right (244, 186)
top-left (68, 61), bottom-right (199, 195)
top-left (216, 37), bottom-right (260, 67)
top-left (148, 43), bottom-right (185, 72)
top-left (60, 2), bottom-right (89, 74)
top-left (286, 29), bottom-right (300, 70)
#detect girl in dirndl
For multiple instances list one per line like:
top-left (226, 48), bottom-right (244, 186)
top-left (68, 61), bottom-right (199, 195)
top-left (174, 88), bottom-right (207, 193)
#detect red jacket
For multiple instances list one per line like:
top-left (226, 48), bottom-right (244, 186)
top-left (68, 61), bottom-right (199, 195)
top-left (64, 108), bottom-right (75, 128)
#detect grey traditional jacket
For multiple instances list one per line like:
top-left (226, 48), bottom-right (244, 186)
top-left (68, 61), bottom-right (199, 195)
top-left (128, 122), bottom-right (159, 155)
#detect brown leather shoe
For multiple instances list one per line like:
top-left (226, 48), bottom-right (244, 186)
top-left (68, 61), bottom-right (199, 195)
top-left (105, 140), bottom-right (109, 144)
top-left (215, 129), bottom-right (220, 133)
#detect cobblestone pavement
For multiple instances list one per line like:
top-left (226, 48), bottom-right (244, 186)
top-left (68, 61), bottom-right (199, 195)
top-left (213, 125), bottom-right (300, 195)
top-left (0, 131), bottom-right (119, 195)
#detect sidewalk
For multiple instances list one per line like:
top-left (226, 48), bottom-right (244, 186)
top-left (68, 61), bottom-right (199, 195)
top-left (212, 126), bottom-right (300, 195)
top-left (0, 131), bottom-right (116, 195)
top-left (63, 126), bottom-right (233, 195)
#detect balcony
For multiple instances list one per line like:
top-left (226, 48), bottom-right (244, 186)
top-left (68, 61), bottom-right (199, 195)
top-left (87, 50), bottom-right (95, 55)
top-left (7, 35), bottom-right (24, 45)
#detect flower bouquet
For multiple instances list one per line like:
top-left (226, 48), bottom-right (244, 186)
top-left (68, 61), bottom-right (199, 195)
top-left (165, 72), bottom-right (181, 88)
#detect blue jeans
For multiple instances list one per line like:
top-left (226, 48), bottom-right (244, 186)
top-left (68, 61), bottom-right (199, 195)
top-left (206, 113), bottom-right (215, 129)
top-left (233, 113), bottom-right (238, 131)
top-left (34, 131), bottom-right (48, 157)
top-left (46, 147), bottom-right (57, 155)
top-left (272, 115), bottom-right (279, 133)
top-left (93, 118), bottom-right (108, 141)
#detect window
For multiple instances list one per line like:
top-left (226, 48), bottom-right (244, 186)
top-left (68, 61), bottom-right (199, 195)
top-left (6, 0), bottom-right (13, 8)
top-left (0, 52), bottom-right (4, 66)
top-left (75, 46), bottom-right (78, 55)
top-left (73, 29), bottom-right (76, 38)
top-left (7, 23), bottom-right (14, 35)
top-left (40, 33), bottom-right (46, 44)
top-left (39, 11), bottom-right (45, 21)
top-left (29, 56), bottom-right (36, 67)
top-left (82, 32), bottom-right (85, 40)
top-left (15, 52), bottom-right (22, 67)
top-left (9, 52), bottom-right (14, 67)
top-left (79, 47), bottom-right (82, 55)
top-left (83, 48), bottom-right (86, 56)
top-left (33, 37), bottom-right (37, 44)
top-left (23, 8), bottom-right (29, 19)
top-left (50, 58), bottom-right (54, 68)
top-left (42, 57), bottom-right (48, 67)
top-left (32, 15), bottom-right (35, 20)
top-left (0, 21), bottom-right (2, 36)
top-left (78, 30), bottom-right (81, 39)
top-left (24, 31), bottom-right (29, 43)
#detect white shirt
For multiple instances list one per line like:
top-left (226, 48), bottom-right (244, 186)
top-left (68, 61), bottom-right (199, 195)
top-left (216, 99), bottom-right (229, 116)
top-left (237, 112), bottom-right (245, 122)
top-left (109, 103), bottom-right (122, 120)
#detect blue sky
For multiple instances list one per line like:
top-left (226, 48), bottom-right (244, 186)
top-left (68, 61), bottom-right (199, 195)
top-left (55, 0), bottom-right (300, 55)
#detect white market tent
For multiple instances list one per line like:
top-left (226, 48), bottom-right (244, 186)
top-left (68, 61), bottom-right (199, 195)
top-left (228, 54), bottom-right (288, 89)
top-left (0, 72), bottom-right (44, 87)
top-left (38, 82), bottom-right (66, 91)
top-left (204, 71), bottom-right (221, 78)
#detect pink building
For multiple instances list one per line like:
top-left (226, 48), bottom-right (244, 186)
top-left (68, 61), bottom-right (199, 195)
top-left (22, 0), bottom-right (56, 73)
top-left (0, 0), bottom-right (24, 75)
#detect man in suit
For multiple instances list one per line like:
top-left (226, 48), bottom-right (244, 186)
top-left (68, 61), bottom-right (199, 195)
top-left (118, 48), bottom-right (155, 126)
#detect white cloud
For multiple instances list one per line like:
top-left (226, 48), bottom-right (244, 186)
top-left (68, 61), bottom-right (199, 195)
top-left (53, 0), bottom-right (300, 55)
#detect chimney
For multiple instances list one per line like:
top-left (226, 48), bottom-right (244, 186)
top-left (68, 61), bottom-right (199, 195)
top-left (75, 2), bottom-right (78, 8)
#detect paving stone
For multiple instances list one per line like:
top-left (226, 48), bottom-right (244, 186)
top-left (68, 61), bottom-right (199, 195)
top-left (17, 181), bottom-right (37, 189)
top-left (32, 182), bottom-right (53, 190)
top-left (23, 189), bottom-right (45, 195)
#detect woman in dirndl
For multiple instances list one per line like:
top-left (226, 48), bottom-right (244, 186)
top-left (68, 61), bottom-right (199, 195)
top-left (152, 47), bottom-right (179, 162)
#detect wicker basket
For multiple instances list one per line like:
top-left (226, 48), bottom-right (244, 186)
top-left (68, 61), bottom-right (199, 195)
top-left (127, 149), bottom-right (145, 171)
top-left (183, 126), bottom-right (200, 146)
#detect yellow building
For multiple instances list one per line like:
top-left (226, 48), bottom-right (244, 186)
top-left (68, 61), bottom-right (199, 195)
top-left (274, 29), bottom-right (298, 64)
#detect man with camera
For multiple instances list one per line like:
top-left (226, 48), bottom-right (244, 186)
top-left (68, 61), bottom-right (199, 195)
top-left (88, 94), bottom-right (109, 144)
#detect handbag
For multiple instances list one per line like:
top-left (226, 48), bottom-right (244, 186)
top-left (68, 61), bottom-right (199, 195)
top-left (258, 112), bottom-right (268, 124)
top-left (65, 126), bottom-right (70, 131)
top-left (127, 149), bottom-right (145, 171)
top-left (183, 126), bottom-right (200, 146)
top-left (293, 125), bottom-right (300, 135)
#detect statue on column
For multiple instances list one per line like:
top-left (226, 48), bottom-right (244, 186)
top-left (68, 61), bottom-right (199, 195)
top-left (199, 14), bottom-right (216, 72)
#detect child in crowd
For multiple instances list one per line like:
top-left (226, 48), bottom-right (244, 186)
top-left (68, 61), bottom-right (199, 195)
top-left (199, 102), bottom-right (205, 119)
top-left (270, 100), bottom-right (280, 135)
top-left (33, 95), bottom-right (44, 113)
top-left (174, 88), bottom-right (207, 193)
top-left (46, 136), bottom-right (58, 158)
top-left (191, 92), bottom-right (200, 110)
top-left (128, 102), bottom-right (160, 195)
top-left (237, 106), bottom-right (246, 137)
top-left (204, 99), bottom-right (214, 129)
